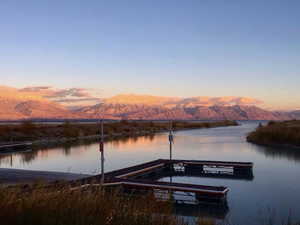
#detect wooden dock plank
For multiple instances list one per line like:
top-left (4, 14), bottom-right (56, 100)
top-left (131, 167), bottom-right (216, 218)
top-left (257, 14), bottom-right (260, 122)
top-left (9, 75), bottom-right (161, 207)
top-left (0, 142), bottom-right (32, 153)
top-left (101, 159), bottom-right (166, 178)
top-left (120, 179), bottom-right (228, 193)
top-left (148, 170), bottom-right (254, 181)
top-left (0, 142), bottom-right (32, 148)
top-left (0, 168), bottom-right (89, 185)
top-left (172, 159), bottom-right (253, 168)
top-left (99, 178), bottom-right (229, 197)
top-left (85, 158), bottom-right (253, 183)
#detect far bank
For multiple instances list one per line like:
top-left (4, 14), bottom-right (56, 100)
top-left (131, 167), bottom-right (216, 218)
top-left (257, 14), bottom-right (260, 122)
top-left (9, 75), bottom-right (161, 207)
top-left (0, 120), bottom-right (238, 150)
top-left (247, 120), bottom-right (300, 149)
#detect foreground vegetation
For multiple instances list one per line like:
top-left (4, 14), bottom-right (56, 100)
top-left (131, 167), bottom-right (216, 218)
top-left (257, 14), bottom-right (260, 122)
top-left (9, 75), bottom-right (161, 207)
top-left (0, 120), bottom-right (238, 144)
top-left (247, 120), bottom-right (300, 148)
top-left (0, 184), bottom-right (182, 225)
top-left (0, 184), bottom-right (299, 225)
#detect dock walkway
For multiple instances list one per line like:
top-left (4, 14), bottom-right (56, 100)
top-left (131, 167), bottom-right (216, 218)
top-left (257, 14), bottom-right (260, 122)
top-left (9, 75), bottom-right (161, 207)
top-left (0, 168), bottom-right (89, 185)
top-left (81, 158), bottom-right (253, 204)
top-left (96, 159), bottom-right (253, 181)
top-left (0, 142), bottom-right (32, 153)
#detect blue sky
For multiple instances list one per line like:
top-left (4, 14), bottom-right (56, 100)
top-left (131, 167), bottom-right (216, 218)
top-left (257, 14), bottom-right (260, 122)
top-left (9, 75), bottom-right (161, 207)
top-left (1, 0), bottom-right (300, 109)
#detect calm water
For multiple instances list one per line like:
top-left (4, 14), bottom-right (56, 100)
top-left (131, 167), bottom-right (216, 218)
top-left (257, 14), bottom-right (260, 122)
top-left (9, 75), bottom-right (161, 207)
top-left (1, 121), bottom-right (300, 225)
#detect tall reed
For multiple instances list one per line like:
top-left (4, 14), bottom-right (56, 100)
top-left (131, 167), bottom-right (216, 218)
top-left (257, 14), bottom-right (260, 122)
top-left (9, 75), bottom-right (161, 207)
top-left (247, 120), bottom-right (300, 147)
top-left (0, 184), bottom-right (182, 225)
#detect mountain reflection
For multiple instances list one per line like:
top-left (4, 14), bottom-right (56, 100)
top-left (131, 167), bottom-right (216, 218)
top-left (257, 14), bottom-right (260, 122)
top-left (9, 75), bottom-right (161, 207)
top-left (0, 134), bottom-right (157, 166)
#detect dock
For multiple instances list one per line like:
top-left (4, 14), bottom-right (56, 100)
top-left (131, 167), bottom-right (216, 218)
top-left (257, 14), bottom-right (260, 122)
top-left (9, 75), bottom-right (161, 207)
top-left (0, 142), bottom-right (32, 153)
top-left (100, 159), bottom-right (253, 180)
top-left (81, 158), bottom-right (253, 204)
top-left (0, 168), bottom-right (90, 185)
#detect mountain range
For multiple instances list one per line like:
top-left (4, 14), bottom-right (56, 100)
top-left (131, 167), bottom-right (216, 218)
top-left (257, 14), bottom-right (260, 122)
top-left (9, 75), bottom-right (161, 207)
top-left (0, 86), bottom-right (298, 121)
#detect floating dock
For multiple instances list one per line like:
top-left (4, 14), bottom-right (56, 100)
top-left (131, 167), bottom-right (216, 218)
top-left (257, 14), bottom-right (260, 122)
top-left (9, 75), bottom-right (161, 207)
top-left (101, 159), bottom-right (253, 180)
top-left (81, 158), bottom-right (253, 204)
top-left (77, 121), bottom-right (254, 205)
top-left (0, 142), bottom-right (32, 153)
top-left (0, 168), bottom-right (89, 185)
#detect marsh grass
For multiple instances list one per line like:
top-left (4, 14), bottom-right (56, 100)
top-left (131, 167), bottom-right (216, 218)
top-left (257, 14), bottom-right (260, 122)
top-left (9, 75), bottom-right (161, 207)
top-left (0, 184), bottom-right (184, 225)
top-left (247, 120), bottom-right (300, 147)
top-left (0, 183), bottom-right (299, 225)
top-left (0, 120), bottom-right (238, 143)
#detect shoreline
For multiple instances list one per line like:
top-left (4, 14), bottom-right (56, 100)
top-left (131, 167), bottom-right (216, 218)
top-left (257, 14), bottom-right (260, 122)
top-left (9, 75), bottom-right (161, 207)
top-left (0, 120), bottom-right (239, 152)
top-left (246, 120), bottom-right (300, 150)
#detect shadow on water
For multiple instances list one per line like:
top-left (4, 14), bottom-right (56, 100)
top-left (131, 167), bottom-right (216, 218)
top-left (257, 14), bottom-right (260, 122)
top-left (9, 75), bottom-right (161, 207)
top-left (174, 203), bottom-right (229, 219)
top-left (253, 144), bottom-right (300, 162)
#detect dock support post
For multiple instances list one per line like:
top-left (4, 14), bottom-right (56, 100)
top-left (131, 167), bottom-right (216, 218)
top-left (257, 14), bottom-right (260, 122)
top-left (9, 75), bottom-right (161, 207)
top-left (169, 121), bottom-right (173, 161)
top-left (100, 119), bottom-right (104, 185)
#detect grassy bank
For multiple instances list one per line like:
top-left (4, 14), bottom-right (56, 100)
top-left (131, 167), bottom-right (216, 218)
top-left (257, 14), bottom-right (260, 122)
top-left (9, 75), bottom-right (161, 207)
top-left (0, 184), bottom-right (182, 225)
top-left (0, 120), bottom-right (238, 144)
top-left (247, 120), bottom-right (300, 148)
top-left (1, 184), bottom-right (299, 225)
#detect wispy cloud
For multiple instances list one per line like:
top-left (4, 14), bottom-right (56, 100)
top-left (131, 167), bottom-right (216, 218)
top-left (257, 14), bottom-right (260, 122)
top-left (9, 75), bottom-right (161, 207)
top-left (205, 96), bottom-right (263, 106)
top-left (19, 86), bottom-right (102, 106)
top-left (106, 94), bottom-right (264, 107)
top-left (45, 88), bottom-right (91, 98)
top-left (55, 97), bottom-right (103, 103)
top-left (20, 86), bottom-right (52, 92)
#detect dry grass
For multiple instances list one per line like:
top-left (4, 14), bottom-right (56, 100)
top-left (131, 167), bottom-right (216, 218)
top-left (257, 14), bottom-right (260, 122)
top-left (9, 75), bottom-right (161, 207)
top-left (0, 184), bottom-right (183, 225)
top-left (0, 184), bottom-right (299, 225)
top-left (247, 120), bottom-right (300, 148)
top-left (0, 120), bottom-right (238, 143)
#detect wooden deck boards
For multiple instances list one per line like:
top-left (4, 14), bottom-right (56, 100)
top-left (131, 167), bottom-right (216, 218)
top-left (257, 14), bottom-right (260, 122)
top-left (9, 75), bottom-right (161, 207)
top-left (100, 159), bottom-right (253, 180)
top-left (0, 168), bottom-right (89, 185)
top-left (119, 178), bottom-right (228, 194)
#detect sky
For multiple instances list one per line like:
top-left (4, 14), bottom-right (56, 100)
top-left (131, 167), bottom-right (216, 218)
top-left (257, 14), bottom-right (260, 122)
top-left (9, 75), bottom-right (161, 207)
top-left (0, 0), bottom-right (300, 110)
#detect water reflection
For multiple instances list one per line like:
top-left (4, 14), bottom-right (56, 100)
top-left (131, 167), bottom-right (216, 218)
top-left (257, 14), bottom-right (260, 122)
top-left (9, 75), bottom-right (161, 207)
top-left (253, 145), bottom-right (300, 162)
top-left (0, 134), bottom-right (157, 169)
top-left (174, 203), bottom-right (229, 219)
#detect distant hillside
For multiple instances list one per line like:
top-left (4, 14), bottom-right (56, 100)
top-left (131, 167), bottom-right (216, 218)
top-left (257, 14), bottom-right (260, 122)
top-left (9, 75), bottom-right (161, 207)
top-left (0, 88), bottom-right (297, 121)
top-left (76, 103), bottom-right (292, 120)
top-left (75, 94), bottom-right (294, 120)
top-left (0, 86), bottom-right (82, 120)
top-left (290, 110), bottom-right (300, 119)
top-left (76, 103), bottom-right (193, 120)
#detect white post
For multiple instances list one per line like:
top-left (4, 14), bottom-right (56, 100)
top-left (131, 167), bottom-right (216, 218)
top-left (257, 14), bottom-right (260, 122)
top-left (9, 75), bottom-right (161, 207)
top-left (168, 121), bottom-right (173, 161)
top-left (168, 121), bottom-right (174, 193)
top-left (100, 119), bottom-right (104, 185)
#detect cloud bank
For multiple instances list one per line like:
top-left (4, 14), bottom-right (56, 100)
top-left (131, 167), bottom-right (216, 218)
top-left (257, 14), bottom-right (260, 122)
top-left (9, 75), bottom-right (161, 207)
top-left (105, 94), bottom-right (263, 107)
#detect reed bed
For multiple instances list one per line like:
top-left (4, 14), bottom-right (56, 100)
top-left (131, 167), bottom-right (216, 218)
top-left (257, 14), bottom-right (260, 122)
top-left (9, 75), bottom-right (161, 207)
top-left (0, 120), bottom-right (238, 143)
top-left (0, 184), bottom-right (183, 225)
top-left (0, 184), bottom-right (299, 225)
top-left (247, 120), bottom-right (300, 148)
